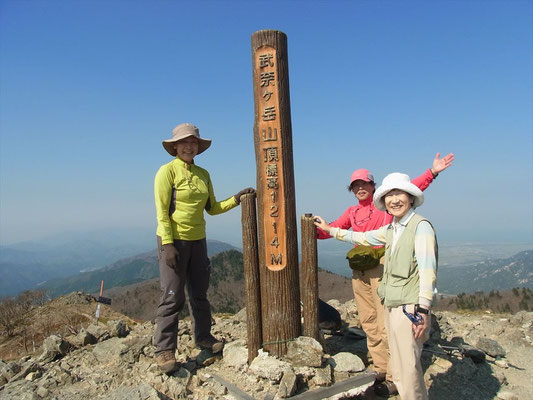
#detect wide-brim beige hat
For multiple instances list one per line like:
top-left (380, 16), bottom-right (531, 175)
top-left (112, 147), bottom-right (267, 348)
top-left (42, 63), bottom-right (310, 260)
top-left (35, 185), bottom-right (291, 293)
top-left (373, 172), bottom-right (424, 211)
top-left (162, 123), bottom-right (212, 156)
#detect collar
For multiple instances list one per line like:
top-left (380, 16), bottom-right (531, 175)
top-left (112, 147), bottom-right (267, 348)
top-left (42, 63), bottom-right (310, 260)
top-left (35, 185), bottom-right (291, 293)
top-left (393, 208), bottom-right (415, 227)
top-left (358, 197), bottom-right (374, 207)
top-left (173, 157), bottom-right (195, 168)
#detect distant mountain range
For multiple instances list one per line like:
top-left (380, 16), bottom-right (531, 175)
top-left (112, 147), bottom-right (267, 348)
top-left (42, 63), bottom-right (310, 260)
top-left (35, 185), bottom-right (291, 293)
top-left (438, 250), bottom-right (532, 294)
top-left (37, 240), bottom-right (239, 298)
top-left (2, 228), bottom-right (531, 300)
top-left (0, 227), bottom-right (238, 297)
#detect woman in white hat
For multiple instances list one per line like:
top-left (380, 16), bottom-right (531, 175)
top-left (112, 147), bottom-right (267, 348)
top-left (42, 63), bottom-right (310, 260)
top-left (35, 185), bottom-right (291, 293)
top-left (314, 172), bottom-right (437, 400)
top-left (153, 123), bottom-right (254, 374)
top-left (315, 152), bottom-right (452, 397)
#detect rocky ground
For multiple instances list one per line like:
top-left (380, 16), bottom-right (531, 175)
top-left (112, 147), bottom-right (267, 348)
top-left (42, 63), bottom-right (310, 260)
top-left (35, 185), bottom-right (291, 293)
top-left (1, 292), bottom-right (532, 399)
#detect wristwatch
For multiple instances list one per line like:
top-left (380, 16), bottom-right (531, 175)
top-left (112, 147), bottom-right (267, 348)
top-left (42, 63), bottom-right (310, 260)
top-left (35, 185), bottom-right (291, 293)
top-left (416, 305), bottom-right (430, 315)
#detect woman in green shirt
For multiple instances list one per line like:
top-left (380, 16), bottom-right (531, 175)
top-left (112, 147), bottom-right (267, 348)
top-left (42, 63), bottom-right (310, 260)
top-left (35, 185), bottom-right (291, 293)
top-left (154, 123), bottom-right (254, 374)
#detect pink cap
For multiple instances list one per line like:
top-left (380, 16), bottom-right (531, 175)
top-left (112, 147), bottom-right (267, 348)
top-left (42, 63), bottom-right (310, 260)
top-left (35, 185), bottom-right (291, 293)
top-left (350, 168), bottom-right (374, 185)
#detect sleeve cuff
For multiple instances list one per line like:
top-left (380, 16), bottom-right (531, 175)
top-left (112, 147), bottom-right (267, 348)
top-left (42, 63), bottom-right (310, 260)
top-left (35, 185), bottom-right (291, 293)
top-left (418, 298), bottom-right (432, 309)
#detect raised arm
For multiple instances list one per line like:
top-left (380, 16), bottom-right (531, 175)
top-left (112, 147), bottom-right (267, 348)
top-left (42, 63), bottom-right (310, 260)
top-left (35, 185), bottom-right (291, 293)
top-left (411, 152), bottom-right (455, 192)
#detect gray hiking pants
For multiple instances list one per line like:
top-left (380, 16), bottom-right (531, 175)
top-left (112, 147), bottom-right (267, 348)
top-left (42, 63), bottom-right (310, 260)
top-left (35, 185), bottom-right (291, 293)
top-left (155, 236), bottom-right (212, 354)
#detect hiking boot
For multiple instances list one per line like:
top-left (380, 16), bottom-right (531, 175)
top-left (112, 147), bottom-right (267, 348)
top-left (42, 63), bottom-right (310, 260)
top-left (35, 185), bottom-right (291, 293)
top-left (155, 350), bottom-right (177, 374)
top-left (374, 380), bottom-right (398, 397)
top-left (196, 335), bottom-right (224, 354)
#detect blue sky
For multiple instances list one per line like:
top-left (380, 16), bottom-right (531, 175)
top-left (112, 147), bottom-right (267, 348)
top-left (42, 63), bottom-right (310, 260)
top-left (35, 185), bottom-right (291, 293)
top-left (1, 0), bottom-right (532, 247)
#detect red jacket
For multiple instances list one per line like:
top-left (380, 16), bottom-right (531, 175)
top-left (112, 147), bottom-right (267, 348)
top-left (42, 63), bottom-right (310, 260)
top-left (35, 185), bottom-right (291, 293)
top-left (317, 169), bottom-right (435, 239)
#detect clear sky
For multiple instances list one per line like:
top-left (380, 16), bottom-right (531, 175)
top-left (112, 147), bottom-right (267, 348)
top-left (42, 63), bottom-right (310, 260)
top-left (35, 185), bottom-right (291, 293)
top-left (1, 0), bottom-right (532, 247)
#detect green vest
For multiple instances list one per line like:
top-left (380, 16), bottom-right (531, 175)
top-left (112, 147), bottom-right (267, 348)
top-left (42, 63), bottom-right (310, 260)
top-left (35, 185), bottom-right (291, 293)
top-left (377, 214), bottom-right (437, 307)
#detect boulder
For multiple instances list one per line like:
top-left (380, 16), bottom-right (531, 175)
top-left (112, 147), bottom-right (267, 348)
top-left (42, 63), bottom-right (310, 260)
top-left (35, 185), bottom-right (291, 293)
top-left (87, 324), bottom-right (112, 342)
top-left (249, 350), bottom-right (291, 383)
top-left (38, 335), bottom-right (72, 363)
top-left (284, 336), bottom-right (323, 367)
top-left (74, 328), bottom-right (97, 346)
top-left (476, 337), bottom-right (506, 358)
top-left (92, 337), bottom-right (128, 363)
top-left (222, 340), bottom-right (248, 370)
top-left (107, 320), bottom-right (129, 338)
top-left (329, 352), bottom-right (365, 373)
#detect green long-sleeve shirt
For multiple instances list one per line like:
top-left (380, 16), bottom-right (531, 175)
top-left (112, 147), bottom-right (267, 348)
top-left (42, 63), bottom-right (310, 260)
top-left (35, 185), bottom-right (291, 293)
top-left (154, 157), bottom-right (237, 244)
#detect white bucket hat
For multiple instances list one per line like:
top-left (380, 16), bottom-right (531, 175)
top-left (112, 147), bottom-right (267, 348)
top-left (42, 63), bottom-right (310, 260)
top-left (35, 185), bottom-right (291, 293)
top-left (373, 172), bottom-right (424, 211)
top-left (162, 123), bottom-right (212, 156)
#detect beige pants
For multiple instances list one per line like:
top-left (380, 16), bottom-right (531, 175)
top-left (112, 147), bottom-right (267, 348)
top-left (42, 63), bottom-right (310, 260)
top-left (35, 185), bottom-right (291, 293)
top-left (351, 264), bottom-right (391, 378)
top-left (384, 304), bottom-right (429, 400)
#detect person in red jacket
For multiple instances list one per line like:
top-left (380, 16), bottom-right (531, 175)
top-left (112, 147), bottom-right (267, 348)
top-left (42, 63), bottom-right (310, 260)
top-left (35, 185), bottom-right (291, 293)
top-left (316, 152), bottom-right (453, 397)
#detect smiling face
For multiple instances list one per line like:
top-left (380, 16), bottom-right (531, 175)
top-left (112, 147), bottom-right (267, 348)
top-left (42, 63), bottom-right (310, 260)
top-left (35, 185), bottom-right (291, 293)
top-left (384, 189), bottom-right (413, 219)
top-left (174, 136), bottom-right (199, 164)
top-left (351, 180), bottom-right (375, 201)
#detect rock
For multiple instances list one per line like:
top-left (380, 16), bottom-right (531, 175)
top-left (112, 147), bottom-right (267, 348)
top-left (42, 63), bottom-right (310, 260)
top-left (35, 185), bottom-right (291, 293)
top-left (510, 311), bottom-right (533, 326)
top-left (196, 349), bottom-right (219, 366)
top-left (24, 370), bottom-right (42, 381)
top-left (0, 380), bottom-right (38, 400)
top-left (0, 360), bottom-right (20, 382)
top-left (249, 349), bottom-right (291, 383)
top-left (107, 320), bottom-right (129, 338)
top-left (495, 359), bottom-right (509, 368)
top-left (310, 364), bottom-right (332, 387)
top-left (329, 352), bottom-right (365, 373)
top-left (433, 356), bottom-right (453, 370)
top-left (454, 357), bottom-right (478, 378)
top-left (284, 336), bottom-right (323, 367)
top-left (60, 292), bottom-right (94, 305)
top-left (222, 340), bottom-right (248, 370)
top-left (74, 328), bottom-right (97, 346)
top-left (233, 308), bottom-right (247, 323)
top-left (98, 383), bottom-right (167, 399)
top-left (87, 324), bottom-right (112, 342)
top-left (36, 386), bottom-right (49, 398)
top-left (278, 369), bottom-right (298, 398)
top-left (464, 348), bottom-right (486, 363)
top-left (497, 390), bottom-right (519, 400)
top-left (476, 337), bottom-right (506, 358)
top-left (165, 368), bottom-right (192, 399)
top-left (92, 337), bottom-right (128, 363)
top-left (121, 336), bottom-right (153, 364)
top-left (38, 335), bottom-right (72, 363)
top-left (10, 361), bottom-right (41, 382)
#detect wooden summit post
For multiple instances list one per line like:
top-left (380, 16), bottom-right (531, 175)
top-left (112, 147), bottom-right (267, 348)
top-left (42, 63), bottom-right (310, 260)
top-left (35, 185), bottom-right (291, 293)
top-left (251, 30), bottom-right (301, 356)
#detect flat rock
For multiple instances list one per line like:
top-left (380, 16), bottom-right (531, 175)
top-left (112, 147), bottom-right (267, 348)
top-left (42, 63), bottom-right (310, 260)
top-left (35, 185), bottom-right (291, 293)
top-left (222, 339), bottom-right (248, 370)
top-left (329, 352), bottom-right (365, 373)
top-left (97, 383), bottom-right (167, 399)
top-left (92, 337), bottom-right (128, 363)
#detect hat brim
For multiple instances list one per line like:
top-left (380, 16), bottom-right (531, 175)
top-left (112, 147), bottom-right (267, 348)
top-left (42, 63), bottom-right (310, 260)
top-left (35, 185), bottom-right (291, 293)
top-left (373, 181), bottom-right (424, 211)
top-left (162, 135), bottom-right (212, 157)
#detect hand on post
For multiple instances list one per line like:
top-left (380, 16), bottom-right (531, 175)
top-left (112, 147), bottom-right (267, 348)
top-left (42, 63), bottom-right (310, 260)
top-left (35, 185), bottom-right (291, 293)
top-left (430, 152), bottom-right (455, 176)
top-left (234, 187), bottom-right (256, 204)
top-left (313, 216), bottom-right (331, 233)
top-left (162, 244), bottom-right (179, 270)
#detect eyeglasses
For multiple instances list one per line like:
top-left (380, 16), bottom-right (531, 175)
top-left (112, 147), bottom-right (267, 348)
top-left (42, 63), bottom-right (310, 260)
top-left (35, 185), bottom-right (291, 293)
top-left (402, 305), bottom-right (423, 325)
